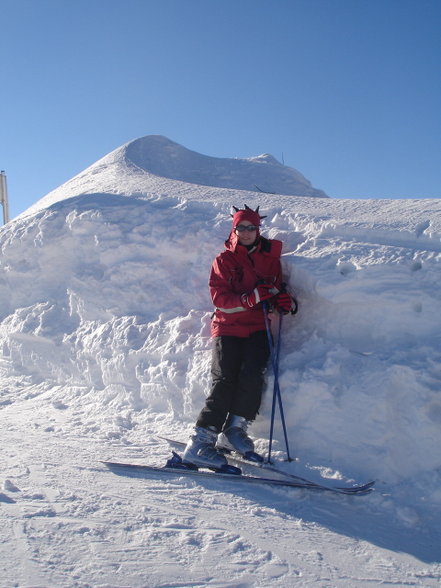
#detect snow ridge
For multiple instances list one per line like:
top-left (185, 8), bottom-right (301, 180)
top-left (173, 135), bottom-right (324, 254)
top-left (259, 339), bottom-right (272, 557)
top-left (21, 135), bottom-right (327, 217)
top-left (124, 135), bottom-right (327, 197)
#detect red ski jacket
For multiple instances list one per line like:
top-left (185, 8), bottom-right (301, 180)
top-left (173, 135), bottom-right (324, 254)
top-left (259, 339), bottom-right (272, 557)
top-left (209, 234), bottom-right (283, 337)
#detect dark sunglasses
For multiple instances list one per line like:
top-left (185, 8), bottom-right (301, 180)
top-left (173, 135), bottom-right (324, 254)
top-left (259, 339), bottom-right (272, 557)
top-left (235, 225), bottom-right (259, 232)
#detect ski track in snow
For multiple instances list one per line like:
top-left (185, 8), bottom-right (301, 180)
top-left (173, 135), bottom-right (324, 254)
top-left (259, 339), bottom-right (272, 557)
top-left (1, 136), bottom-right (441, 586)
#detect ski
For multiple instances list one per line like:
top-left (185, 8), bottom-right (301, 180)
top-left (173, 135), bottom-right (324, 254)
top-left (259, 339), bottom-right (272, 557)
top-left (159, 437), bottom-right (375, 495)
top-left (103, 454), bottom-right (373, 496)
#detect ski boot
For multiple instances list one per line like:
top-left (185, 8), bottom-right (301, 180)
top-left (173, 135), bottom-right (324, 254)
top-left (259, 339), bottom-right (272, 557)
top-left (182, 426), bottom-right (241, 474)
top-left (217, 414), bottom-right (264, 463)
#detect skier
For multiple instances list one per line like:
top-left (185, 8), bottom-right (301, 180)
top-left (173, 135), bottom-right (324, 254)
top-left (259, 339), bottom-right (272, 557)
top-left (183, 205), bottom-right (297, 470)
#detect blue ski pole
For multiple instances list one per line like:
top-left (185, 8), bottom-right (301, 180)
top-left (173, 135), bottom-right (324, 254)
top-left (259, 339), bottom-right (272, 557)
top-left (264, 305), bottom-right (278, 463)
top-left (272, 311), bottom-right (293, 462)
top-left (263, 303), bottom-right (293, 463)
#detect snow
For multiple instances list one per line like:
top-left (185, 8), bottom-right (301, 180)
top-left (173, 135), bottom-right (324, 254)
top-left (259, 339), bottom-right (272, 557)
top-left (1, 135), bottom-right (441, 586)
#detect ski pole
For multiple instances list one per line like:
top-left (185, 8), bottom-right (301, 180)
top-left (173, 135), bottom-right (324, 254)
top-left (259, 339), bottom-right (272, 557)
top-left (272, 311), bottom-right (293, 462)
top-left (263, 303), bottom-right (293, 462)
top-left (264, 304), bottom-right (284, 462)
top-left (265, 305), bottom-right (278, 463)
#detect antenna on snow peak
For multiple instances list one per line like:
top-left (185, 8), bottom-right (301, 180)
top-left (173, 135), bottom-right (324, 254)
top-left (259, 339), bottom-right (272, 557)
top-left (0, 171), bottom-right (10, 224)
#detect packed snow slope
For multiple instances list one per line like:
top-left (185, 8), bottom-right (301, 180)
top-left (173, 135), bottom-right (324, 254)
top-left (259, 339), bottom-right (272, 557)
top-left (22, 135), bottom-right (327, 218)
top-left (1, 136), bottom-right (441, 586)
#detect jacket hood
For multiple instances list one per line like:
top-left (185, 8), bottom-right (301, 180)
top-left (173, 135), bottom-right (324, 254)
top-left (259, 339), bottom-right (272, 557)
top-left (224, 235), bottom-right (282, 259)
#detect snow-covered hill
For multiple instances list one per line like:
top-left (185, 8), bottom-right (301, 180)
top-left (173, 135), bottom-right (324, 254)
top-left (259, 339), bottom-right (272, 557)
top-left (1, 136), bottom-right (440, 586)
top-left (21, 135), bottom-right (327, 218)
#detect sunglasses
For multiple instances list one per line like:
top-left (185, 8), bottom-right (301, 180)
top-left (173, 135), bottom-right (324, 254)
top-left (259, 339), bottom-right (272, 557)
top-left (235, 225), bottom-right (259, 232)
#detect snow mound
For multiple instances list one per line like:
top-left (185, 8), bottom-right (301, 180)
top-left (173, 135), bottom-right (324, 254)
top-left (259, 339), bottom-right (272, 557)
top-left (124, 135), bottom-right (327, 197)
top-left (2, 190), bottom-right (441, 491)
top-left (21, 135), bottom-right (327, 217)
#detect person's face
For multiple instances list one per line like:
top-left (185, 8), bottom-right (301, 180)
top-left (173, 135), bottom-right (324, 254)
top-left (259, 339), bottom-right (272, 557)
top-left (234, 220), bottom-right (258, 246)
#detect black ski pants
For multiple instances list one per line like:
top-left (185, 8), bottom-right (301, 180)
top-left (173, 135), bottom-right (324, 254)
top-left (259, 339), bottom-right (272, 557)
top-left (196, 331), bottom-right (270, 433)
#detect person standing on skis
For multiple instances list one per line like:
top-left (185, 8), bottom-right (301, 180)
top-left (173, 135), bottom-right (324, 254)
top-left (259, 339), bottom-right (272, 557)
top-left (183, 205), bottom-right (297, 470)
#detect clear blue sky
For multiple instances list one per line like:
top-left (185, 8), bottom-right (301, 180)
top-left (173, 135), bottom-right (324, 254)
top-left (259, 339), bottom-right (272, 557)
top-left (1, 0), bottom-right (440, 217)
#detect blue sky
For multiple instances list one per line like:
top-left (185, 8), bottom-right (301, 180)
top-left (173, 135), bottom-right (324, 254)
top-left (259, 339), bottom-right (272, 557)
top-left (1, 0), bottom-right (440, 217)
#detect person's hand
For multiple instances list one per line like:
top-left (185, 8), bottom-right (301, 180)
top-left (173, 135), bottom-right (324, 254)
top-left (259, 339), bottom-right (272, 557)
top-left (275, 292), bottom-right (298, 315)
top-left (241, 283), bottom-right (276, 308)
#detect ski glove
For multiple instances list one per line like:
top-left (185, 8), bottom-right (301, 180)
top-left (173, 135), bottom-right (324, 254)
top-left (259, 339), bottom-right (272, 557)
top-left (275, 292), bottom-right (298, 315)
top-left (241, 283), bottom-right (277, 308)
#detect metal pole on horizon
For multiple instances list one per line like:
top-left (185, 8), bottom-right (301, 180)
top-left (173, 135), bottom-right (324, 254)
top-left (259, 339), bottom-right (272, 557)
top-left (0, 171), bottom-right (10, 224)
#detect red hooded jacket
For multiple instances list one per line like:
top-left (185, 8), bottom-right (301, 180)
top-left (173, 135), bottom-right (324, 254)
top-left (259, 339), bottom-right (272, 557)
top-left (209, 232), bottom-right (283, 337)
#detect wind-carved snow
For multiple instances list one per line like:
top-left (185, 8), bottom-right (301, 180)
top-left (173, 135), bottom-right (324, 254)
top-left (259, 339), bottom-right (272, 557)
top-left (1, 136), bottom-right (441, 586)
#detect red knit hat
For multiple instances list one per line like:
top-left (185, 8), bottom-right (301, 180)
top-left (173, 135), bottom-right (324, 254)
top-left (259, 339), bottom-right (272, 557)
top-left (231, 205), bottom-right (266, 228)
